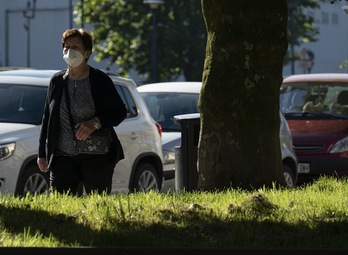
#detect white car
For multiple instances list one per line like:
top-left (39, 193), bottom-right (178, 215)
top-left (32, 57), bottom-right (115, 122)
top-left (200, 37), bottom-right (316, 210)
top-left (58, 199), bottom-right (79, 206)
top-left (138, 82), bottom-right (298, 187)
top-left (0, 70), bottom-right (163, 195)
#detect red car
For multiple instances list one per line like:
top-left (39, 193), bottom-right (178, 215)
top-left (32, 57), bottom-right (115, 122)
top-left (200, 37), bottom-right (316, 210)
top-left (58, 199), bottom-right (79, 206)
top-left (280, 73), bottom-right (348, 183)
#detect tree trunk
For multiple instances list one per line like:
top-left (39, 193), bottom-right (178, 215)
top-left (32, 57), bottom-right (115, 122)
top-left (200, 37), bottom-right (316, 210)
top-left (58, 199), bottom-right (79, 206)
top-left (198, 1), bottom-right (288, 190)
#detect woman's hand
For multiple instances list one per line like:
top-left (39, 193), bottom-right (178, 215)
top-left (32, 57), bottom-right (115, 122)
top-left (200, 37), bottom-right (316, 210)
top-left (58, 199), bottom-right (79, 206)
top-left (37, 158), bottom-right (49, 172)
top-left (75, 119), bottom-right (98, 140)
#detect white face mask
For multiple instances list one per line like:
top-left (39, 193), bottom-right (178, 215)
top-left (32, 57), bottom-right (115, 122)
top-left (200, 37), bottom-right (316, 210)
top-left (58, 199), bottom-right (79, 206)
top-left (63, 49), bottom-right (85, 67)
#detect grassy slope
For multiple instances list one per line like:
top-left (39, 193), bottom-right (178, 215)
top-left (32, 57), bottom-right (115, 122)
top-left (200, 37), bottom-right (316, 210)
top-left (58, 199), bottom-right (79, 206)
top-left (0, 177), bottom-right (347, 248)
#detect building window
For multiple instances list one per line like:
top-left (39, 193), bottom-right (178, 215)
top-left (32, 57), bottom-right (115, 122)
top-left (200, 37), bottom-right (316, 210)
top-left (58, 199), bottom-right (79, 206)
top-left (332, 13), bottom-right (339, 24)
top-left (321, 12), bottom-right (329, 24)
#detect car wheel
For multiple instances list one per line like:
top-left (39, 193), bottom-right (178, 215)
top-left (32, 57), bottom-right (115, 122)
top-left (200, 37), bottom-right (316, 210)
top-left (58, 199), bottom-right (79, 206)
top-left (283, 164), bottom-right (295, 188)
top-left (130, 163), bottom-right (160, 192)
top-left (17, 165), bottom-right (49, 196)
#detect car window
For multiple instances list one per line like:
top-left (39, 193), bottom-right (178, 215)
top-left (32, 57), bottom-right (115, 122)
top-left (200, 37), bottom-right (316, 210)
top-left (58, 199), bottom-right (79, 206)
top-left (115, 84), bottom-right (138, 118)
top-left (280, 82), bottom-right (348, 116)
top-left (0, 84), bottom-right (47, 125)
top-left (140, 92), bottom-right (199, 131)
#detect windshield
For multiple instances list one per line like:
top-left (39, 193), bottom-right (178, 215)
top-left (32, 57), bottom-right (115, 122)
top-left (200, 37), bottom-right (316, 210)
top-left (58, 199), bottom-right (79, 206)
top-left (140, 92), bottom-right (199, 131)
top-left (280, 82), bottom-right (348, 118)
top-left (0, 84), bottom-right (47, 125)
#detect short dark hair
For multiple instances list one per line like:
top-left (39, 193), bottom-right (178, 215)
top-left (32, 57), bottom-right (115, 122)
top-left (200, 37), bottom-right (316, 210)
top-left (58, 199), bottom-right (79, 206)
top-left (61, 28), bottom-right (93, 54)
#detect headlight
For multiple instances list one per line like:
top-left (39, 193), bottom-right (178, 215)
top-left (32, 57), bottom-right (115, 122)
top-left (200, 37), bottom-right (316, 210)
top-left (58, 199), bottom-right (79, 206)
top-left (330, 137), bottom-right (348, 153)
top-left (0, 143), bottom-right (16, 160)
top-left (162, 149), bottom-right (175, 164)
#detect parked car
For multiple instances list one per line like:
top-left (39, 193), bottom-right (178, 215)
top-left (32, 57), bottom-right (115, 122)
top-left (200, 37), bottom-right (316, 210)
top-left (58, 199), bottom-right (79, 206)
top-left (0, 69), bottom-right (163, 196)
top-left (280, 73), bottom-right (348, 183)
top-left (138, 82), bottom-right (298, 187)
top-left (138, 82), bottom-right (200, 181)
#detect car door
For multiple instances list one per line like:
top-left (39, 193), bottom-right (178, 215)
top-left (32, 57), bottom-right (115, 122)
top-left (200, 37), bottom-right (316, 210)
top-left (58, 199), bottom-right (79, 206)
top-left (112, 84), bottom-right (142, 192)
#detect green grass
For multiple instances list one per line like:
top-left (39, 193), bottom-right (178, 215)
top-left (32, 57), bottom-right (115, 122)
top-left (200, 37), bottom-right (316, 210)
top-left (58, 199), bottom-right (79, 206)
top-left (0, 176), bottom-right (348, 248)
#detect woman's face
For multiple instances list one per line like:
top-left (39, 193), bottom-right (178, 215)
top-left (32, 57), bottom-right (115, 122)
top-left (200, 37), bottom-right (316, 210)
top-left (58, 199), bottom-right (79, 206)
top-left (63, 36), bottom-right (89, 58)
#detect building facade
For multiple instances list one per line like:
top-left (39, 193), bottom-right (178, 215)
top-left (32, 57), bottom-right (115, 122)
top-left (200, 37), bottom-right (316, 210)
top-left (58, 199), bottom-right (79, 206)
top-left (283, 1), bottom-right (348, 75)
top-left (0, 0), bottom-right (116, 74)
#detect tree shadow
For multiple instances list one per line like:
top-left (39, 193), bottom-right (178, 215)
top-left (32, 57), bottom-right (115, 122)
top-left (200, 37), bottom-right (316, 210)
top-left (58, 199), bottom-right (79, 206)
top-left (1, 200), bottom-right (348, 249)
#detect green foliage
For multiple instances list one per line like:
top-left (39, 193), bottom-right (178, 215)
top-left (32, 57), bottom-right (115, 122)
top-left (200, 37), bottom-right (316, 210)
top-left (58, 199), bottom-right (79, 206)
top-left (339, 59), bottom-right (348, 71)
top-left (1, 177), bottom-right (348, 248)
top-left (75, 1), bottom-right (320, 82)
top-left (76, 0), bottom-right (206, 82)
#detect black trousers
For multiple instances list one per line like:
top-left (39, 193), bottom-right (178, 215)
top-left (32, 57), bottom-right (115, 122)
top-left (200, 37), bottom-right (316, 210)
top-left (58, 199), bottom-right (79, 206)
top-left (50, 153), bottom-right (116, 195)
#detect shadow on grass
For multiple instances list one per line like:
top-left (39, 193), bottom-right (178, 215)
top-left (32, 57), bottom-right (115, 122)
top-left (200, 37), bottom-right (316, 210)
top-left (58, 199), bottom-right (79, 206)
top-left (1, 201), bottom-right (348, 249)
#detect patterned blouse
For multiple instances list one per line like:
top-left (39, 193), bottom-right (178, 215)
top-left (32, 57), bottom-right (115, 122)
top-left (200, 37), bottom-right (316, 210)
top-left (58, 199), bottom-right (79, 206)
top-left (55, 77), bottom-right (95, 156)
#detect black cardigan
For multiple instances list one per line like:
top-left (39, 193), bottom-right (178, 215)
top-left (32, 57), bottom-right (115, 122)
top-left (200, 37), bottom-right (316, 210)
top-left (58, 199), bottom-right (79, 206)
top-left (38, 66), bottom-right (127, 167)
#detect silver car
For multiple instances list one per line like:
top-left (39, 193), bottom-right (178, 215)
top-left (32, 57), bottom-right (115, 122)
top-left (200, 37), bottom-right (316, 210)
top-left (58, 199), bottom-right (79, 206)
top-left (138, 82), bottom-right (298, 187)
top-left (0, 70), bottom-right (163, 195)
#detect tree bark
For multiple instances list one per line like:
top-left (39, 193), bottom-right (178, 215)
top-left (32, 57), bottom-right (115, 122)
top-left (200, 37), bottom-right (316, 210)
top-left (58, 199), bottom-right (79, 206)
top-left (198, 1), bottom-right (288, 190)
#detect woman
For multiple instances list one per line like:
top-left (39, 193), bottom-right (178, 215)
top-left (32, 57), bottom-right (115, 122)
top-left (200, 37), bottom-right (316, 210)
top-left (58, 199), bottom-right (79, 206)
top-left (37, 28), bottom-right (127, 195)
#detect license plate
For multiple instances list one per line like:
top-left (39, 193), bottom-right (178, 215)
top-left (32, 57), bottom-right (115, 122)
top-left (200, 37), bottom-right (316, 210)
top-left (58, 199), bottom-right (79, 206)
top-left (298, 163), bottom-right (310, 173)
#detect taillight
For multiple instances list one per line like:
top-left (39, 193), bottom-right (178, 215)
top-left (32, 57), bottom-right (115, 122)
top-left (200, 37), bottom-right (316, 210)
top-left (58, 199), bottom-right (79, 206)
top-left (155, 122), bottom-right (162, 137)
